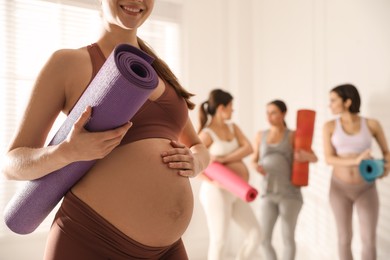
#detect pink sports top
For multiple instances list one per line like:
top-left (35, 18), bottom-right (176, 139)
top-left (331, 117), bottom-right (372, 155)
top-left (86, 43), bottom-right (189, 144)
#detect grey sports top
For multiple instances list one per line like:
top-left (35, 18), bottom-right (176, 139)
top-left (259, 129), bottom-right (302, 199)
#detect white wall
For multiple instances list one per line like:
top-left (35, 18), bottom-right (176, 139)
top-left (182, 0), bottom-right (258, 258)
top-left (183, 0), bottom-right (390, 259)
top-left (1, 0), bottom-right (390, 259)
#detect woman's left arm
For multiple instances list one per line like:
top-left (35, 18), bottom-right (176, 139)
top-left (217, 123), bottom-right (253, 164)
top-left (161, 118), bottom-right (210, 178)
top-left (368, 118), bottom-right (390, 177)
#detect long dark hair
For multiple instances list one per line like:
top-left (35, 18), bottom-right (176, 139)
top-left (331, 83), bottom-right (360, 113)
top-left (268, 99), bottom-right (287, 126)
top-left (138, 37), bottom-right (195, 109)
top-left (198, 89), bottom-right (233, 133)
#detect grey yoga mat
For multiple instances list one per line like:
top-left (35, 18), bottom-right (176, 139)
top-left (4, 43), bottom-right (159, 234)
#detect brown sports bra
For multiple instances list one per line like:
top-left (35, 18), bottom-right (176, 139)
top-left (86, 43), bottom-right (189, 144)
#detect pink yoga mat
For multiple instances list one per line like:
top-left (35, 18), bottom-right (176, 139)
top-left (291, 109), bottom-right (316, 186)
top-left (204, 162), bottom-right (258, 202)
top-left (4, 44), bottom-right (159, 234)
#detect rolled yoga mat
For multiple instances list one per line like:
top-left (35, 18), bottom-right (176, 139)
top-left (291, 109), bottom-right (316, 187)
top-left (204, 162), bottom-right (258, 202)
top-left (4, 44), bottom-right (159, 234)
top-left (359, 159), bottom-right (384, 182)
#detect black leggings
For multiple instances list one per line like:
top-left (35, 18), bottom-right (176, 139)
top-left (44, 191), bottom-right (188, 260)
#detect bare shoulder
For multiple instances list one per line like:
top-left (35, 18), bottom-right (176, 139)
top-left (49, 47), bottom-right (90, 71)
top-left (231, 122), bottom-right (242, 133)
top-left (366, 117), bottom-right (381, 133)
top-left (254, 130), bottom-right (263, 142)
top-left (32, 47), bottom-right (91, 93)
top-left (48, 47), bottom-right (93, 113)
top-left (323, 119), bottom-right (336, 133)
top-left (199, 129), bottom-right (211, 139)
top-left (198, 129), bottom-right (213, 147)
top-left (41, 47), bottom-right (91, 82)
top-left (52, 46), bottom-right (89, 59)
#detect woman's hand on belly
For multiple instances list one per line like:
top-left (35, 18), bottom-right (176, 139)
top-left (72, 139), bottom-right (194, 246)
top-left (161, 140), bottom-right (197, 177)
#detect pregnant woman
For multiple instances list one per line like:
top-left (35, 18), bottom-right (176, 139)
top-left (323, 83), bottom-right (389, 260)
top-left (2, 1), bottom-right (210, 259)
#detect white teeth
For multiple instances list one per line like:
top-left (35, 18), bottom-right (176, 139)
top-left (123, 6), bottom-right (141, 13)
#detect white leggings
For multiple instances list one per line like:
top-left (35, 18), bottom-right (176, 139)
top-left (258, 194), bottom-right (303, 260)
top-left (199, 181), bottom-right (262, 260)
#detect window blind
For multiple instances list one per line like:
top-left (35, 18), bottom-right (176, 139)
top-left (0, 0), bottom-right (182, 236)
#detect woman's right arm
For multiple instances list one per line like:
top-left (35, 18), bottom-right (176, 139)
top-left (251, 131), bottom-right (266, 175)
top-left (322, 120), bottom-right (370, 167)
top-left (215, 124), bottom-right (253, 164)
top-left (2, 50), bottom-right (131, 181)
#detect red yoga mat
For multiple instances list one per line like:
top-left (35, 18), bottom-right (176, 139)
top-left (291, 109), bottom-right (316, 186)
top-left (204, 162), bottom-right (258, 202)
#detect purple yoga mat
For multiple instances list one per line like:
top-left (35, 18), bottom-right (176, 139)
top-left (4, 44), bottom-right (159, 234)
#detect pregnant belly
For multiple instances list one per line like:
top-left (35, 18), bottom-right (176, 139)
top-left (333, 166), bottom-right (364, 184)
top-left (71, 139), bottom-right (194, 247)
top-left (333, 154), bottom-right (365, 184)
